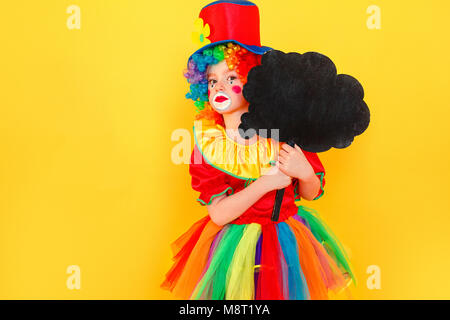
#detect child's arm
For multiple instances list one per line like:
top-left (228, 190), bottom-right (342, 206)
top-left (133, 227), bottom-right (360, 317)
top-left (297, 173), bottom-right (321, 201)
top-left (207, 164), bottom-right (291, 226)
top-left (278, 143), bottom-right (324, 201)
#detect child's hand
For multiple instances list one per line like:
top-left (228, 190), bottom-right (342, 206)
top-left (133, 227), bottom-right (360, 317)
top-left (259, 161), bottom-right (292, 192)
top-left (278, 143), bottom-right (315, 181)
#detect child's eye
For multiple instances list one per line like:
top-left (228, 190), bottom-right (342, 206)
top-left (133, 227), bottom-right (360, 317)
top-left (227, 76), bottom-right (237, 84)
top-left (208, 79), bottom-right (217, 87)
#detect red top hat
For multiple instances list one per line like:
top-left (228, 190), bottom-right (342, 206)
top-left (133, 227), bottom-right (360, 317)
top-left (189, 0), bottom-right (272, 62)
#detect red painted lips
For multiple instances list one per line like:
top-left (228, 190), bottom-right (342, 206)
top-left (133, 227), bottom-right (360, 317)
top-left (215, 96), bottom-right (229, 103)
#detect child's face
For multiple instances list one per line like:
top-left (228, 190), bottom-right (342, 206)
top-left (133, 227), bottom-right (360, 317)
top-left (206, 60), bottom-right (248, 114)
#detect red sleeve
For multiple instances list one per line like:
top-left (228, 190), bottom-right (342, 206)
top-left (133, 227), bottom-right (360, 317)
top-left (292, 150), bottom-right (326, 201)
top-left (189, 144), bottom-right (234, 206)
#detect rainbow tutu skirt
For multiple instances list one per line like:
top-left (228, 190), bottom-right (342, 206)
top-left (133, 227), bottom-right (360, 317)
top-left (161, 205), bottom-right (354, 300)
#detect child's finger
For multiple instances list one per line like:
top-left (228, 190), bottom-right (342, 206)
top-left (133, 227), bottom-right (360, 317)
top-left (280, 149), bottom-right (289, 157)
top-left (282, 143), bottom-right (295, 153)
top-left (294, 144), bottom-right (306, 157)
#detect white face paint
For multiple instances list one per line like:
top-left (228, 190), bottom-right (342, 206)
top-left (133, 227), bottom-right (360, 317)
top-left (212, 92), bottom-right (232, 111)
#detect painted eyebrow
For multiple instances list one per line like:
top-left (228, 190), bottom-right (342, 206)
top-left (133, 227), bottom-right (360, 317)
top-left (207, 71), bottom-right (237, 79)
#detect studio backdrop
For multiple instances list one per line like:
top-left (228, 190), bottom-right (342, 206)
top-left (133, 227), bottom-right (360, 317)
top-left (0, 0), bottom-right (449, 299)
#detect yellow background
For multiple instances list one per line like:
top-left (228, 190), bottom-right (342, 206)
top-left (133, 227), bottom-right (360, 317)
top-left (1, 0), bottom-right (449, 299)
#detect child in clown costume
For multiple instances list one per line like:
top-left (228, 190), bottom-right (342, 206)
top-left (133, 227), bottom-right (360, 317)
top-left (161, 0), bottom-right (355, 300)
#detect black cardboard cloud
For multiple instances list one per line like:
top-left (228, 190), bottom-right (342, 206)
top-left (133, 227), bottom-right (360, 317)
top-left (239, 49), bottom-right (370, 153)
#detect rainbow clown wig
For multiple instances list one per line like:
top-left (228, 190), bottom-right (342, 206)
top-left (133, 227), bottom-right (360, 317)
top-left (184, 42), bottom-right (261, 126)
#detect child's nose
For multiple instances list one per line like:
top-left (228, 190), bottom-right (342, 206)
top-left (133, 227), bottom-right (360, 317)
top-left (215, 80), bottom-right (226, 91)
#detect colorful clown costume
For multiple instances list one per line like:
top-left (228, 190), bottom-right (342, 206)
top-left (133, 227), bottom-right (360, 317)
top-left (160, 119), bottom-right (354, 300)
